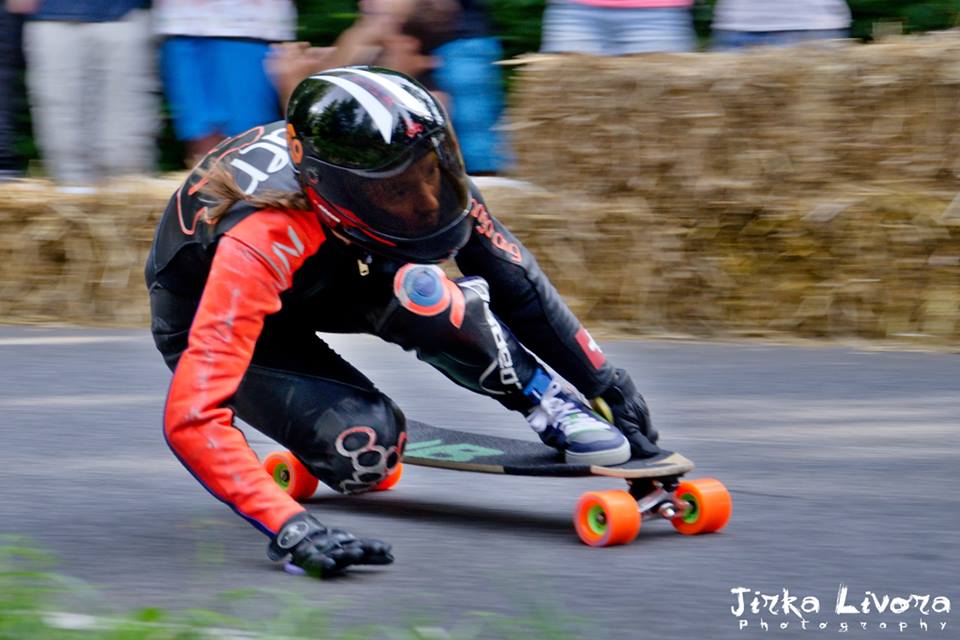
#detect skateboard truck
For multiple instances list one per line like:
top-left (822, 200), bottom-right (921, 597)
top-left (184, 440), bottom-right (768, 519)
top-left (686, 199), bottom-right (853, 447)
top-left (629, 477), bottom-right (692, 522)
top-left (657, 502), bottom-right (679, 519)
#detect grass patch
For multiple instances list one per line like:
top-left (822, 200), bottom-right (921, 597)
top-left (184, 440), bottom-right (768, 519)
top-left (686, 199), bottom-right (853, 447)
top-left (0, 538), bottom-right (588, 639)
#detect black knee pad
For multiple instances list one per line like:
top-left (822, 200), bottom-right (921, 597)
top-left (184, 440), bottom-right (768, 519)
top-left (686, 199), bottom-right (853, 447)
top-left (298, 393), bottom-right (406, 494)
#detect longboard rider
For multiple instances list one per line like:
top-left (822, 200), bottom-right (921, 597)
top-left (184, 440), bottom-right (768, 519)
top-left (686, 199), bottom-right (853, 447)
top-left (145, 67), bottom-right (661, 577)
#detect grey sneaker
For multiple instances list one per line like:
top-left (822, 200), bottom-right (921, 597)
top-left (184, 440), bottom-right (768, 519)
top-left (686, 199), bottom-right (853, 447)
top-left (524, 370), bottom-right (630, 466)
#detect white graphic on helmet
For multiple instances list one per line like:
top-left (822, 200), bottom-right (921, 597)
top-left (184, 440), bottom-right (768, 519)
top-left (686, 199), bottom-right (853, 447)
top-left (314, 75), bottom-right (398, 144)
top-left (340, 68), bottom-right (431, 117)
top-left (335, 426), bottom-right (401, 493)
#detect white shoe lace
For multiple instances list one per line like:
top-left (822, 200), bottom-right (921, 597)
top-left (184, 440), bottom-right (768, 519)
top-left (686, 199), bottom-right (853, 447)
top-left (528, 380), bottom-right (603, 437)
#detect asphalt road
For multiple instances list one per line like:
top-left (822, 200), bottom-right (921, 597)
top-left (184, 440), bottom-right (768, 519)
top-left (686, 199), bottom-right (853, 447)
top-left (0, 325), bottom-right (957, 639)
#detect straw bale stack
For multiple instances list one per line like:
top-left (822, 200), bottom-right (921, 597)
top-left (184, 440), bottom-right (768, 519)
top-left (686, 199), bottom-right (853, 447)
top-left (0, 177), bottom-right (179, 325)
top-left (478, 181), bottom-right (960, 341)
top-left (2, 34), bottom-right (960, 344)
top-left (508, 35), bottom-right (960, 198)
top-left (496, 34), bottom-right (960, 343)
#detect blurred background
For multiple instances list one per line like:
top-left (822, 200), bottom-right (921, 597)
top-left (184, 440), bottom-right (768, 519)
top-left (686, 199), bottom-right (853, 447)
top-left (0, 0), bottom-right (960, 345)
top-left (2, 0), bottom-right (960, 343)
top-left (3, 1), bottom-right (960, 173)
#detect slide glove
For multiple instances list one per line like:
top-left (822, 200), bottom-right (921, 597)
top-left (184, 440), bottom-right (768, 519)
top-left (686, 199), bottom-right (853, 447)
top-left (593, 368), bottom-right (661, 459)
top-left (268, 512), bottom-right (393, 577)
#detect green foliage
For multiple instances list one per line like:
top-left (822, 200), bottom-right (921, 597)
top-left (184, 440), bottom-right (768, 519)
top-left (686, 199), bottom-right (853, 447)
top-left (296, 0), bottom-right (361, 45)
top-left (697, 0), bottom-right (960, 40)
top-left (0, 541), bottom-right (591, 640)
top-left (293, 1), bottom-right (960, 58)
top-left (10, 1), bottom-right (960, 170)
top-left (487, 0), bottom-right (546, 60)
top-left (293, 0), bottom-right (549, 60)
top-left (847, 0), bottom-right (960, 38)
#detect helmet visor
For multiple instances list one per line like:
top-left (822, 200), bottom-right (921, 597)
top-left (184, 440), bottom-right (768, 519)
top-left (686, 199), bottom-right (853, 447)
top-left (318, 132), bottom-right (469, 241)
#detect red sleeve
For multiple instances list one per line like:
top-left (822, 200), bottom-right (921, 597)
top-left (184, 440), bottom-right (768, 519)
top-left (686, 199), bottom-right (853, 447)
top-left (163, 210), bottom-right (325, 535)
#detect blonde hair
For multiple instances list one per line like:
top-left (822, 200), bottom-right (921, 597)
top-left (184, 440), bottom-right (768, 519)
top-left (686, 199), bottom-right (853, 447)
top-left (200, 165), bottom-right (309, 225)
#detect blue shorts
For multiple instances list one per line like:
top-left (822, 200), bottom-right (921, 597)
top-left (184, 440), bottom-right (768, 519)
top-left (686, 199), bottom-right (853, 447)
top-left (434, 36), bottom-right (509, 174)
top-left (161, 37), bottom-right (281, 141)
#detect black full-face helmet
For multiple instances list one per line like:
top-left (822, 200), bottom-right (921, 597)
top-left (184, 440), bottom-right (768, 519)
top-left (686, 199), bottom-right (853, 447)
top-left (285, 67), bottom-right (471, 264)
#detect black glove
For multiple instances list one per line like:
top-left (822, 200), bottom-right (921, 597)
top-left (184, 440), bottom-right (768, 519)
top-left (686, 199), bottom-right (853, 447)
top-left (268, 512), bottom-right (393, 577)
top-left (594, 368), bottom-right (661, 459)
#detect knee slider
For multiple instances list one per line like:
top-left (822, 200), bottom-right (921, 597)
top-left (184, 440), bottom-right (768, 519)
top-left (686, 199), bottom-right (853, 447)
top-left (315, 394), bottom-right (406, 495)
top-left (383, 269), bottom-right (497, 360)
top-left (385, 271), bottom-right (531, 399)
top-left (393, 264), bottom-right (473, 329)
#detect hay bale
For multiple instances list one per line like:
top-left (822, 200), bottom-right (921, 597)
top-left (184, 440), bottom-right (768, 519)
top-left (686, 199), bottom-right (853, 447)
top-left (0, 177), bottom-right (180, 325)
top-left (495, 34), bottom-right (960, 344)
top-left (477, 180), bottom-right (960, 343)
top-left (3, 35), bottom-right (960, 346)
top-left (508, 35), bottom-right (960, 199)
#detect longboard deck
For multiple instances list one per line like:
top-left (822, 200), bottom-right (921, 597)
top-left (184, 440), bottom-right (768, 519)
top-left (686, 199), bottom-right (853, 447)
top-left (405, 420), bottom-right (694, 479)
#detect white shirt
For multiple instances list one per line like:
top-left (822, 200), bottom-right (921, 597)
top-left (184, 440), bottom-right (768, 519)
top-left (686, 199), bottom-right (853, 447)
top-left (153, 0), bottom-right (297, 41)
top-left (713, 0), bottom-right (851, 32)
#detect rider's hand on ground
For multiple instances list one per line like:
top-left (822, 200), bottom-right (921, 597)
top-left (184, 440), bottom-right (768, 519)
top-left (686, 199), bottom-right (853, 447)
top-left (268, 512), bottom-right (394, 577)
top-left (595, 368), bottom-right (661, 458)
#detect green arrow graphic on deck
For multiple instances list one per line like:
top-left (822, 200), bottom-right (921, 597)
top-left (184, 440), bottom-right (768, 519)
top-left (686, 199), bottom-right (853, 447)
top-left (406, 439), bottom-right (503, 462)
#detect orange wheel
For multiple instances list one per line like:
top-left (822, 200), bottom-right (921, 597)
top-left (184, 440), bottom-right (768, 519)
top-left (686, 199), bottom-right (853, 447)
top-left (373, 463), bottom-right (403, 491)
top-left (263, 451), bottom-right (318, 502)
top-left (671, 477), bottom-right (732, 535)
top-left (574, 490), bottom-right (641, 547)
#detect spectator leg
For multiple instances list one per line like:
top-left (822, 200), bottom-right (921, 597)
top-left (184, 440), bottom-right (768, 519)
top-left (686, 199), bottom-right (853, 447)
top-left (767, 29), bottom-right (850, 47)
top-left (24, 20), bottom-right (94, 185)
top-left (434, 37), bottom-right (508, 175)
top-left (540, 2), bottom-right (606, 54)
top-left (216, 39), bottom-right (281, 136)
top-left (711, 30), bottom-right (772, 51)
top-left (161, 37), bottom-right (224, 165)
top-left (94, 9), bottom-right (157, 177)
top-left (615, 7), bottom-right (698, 54)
